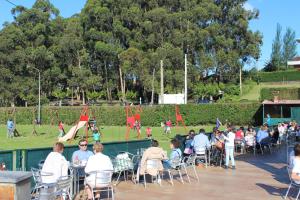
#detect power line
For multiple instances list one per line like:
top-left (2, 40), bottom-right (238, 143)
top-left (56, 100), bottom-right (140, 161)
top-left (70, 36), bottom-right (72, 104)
top-left (4, 0), bottom-right (18, 7)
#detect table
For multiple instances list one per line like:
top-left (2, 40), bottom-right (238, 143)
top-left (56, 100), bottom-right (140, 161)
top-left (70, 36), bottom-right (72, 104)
top-left (69, 164), bottom-right (86, 197)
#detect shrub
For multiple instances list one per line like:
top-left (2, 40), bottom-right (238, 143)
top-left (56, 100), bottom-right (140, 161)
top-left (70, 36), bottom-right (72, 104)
top-left (0, 104), bottom-right (261, 126)
top-left (258, 70), bottom-right (300, 82)
top-left (260, 88), bottom-right (300, 101)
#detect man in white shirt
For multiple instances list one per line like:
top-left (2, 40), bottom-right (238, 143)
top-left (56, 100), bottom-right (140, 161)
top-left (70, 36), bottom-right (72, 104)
top-left (223, 127), bottom-right (236, 169)
top-left (41, 142), bottom-right (69, 184)
top-left (85, 143), bottom-right (113, 200)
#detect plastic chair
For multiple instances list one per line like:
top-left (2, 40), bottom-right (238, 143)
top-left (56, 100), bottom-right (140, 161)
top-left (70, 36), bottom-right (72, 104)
top-left (85, 170), bottom-right (114, 200)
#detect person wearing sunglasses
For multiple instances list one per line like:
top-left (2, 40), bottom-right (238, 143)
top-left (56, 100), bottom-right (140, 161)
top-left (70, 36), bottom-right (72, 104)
top-left (72, 139), bottom-right (93, 165)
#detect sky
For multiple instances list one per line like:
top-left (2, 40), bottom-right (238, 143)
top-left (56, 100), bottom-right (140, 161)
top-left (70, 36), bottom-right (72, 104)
top-left (0, 0), bottom-right (299, 70)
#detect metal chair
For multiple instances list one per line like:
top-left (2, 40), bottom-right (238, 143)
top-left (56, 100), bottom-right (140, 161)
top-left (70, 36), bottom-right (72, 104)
top-left (257, 137), bottom-right (272, 155)
top-left (183, 154), bottom-right (199, 182)
top-left (285, 166), bottom-right (300, 200)
top-left (85, 170), bottom-right (114, 200)
top-left (234, 139), bottom-right (245, 154)
top-left (31, 168), bottom-right (55, 200)
top-left (141, 159), bottom-right (162, 188)
top-left (113, 153), bottom-right (135, 185)
top-left (54, 175), bottom-right (73, 200)
top-left (163, 157), bottom-right (190, 185)
top-left (194, 148), bottom-right (209, 168)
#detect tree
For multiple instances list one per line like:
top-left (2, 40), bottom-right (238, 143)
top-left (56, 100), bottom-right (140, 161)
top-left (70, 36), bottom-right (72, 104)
top-left (270, 23), bottom-right (283, 70)
top-left (282, 27), bottom-right (297, 68)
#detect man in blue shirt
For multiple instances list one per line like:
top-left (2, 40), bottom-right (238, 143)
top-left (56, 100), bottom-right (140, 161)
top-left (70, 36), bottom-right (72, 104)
top-left (72, 139), bottom-right (93, 165)
top-left (7, 119), bottom-right (14, 138)
top-left (256, 126), bottom-right (269, 143)
top-left (191, 129), bottom-right (211, 154)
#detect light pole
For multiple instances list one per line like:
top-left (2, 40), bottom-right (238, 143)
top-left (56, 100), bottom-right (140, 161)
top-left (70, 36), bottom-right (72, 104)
top-left (27, 65), bottom-right (41, 124)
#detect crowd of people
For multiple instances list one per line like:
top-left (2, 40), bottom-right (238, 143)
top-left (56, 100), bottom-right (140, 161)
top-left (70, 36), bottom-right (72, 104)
top-left (35, 119), bottom-right (300, 199)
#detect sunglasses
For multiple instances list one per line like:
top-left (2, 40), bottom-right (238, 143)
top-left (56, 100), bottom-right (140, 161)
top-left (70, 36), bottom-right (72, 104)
top-left (80, 144), bottom-right (87, 147)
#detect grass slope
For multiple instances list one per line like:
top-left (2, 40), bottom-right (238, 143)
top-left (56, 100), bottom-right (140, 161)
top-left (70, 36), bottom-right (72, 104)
top-left (240, 82), bottom-right (300, 101)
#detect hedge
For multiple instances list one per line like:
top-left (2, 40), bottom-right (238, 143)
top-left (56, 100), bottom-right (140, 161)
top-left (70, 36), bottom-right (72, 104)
top-left (0, 104), bottom-right (262, 126)
top-left (260, 88), bottom-right (300, 101)
top-left (258, 70), bottom-right (300, 82)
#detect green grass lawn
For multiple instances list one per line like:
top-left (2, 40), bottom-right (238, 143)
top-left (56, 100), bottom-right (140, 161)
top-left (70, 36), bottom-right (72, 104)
top-left (0, 124), bottom-right (217, 151)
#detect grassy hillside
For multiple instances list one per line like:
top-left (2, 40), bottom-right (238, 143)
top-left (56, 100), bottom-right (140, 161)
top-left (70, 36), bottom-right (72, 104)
top-left (240, 82), bottom-right (300, 101)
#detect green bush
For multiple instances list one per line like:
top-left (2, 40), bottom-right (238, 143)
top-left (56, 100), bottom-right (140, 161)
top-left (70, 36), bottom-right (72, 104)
top-left (260, 88), bottom-right (300, 101)
top-left (258, 70), bottom-right (300, 82)
top-left (0, 104), bottom-right (261, 126)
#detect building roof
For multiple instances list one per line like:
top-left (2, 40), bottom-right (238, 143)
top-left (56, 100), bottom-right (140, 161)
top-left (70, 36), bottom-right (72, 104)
top-left (288, 56), bottom-right (300, 66)
top-left (262, 100), bottom-right (300, 105)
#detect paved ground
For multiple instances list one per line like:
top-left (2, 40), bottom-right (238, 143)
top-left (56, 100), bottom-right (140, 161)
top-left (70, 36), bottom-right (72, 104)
top-left (76, 147), bottom-right (293, 200)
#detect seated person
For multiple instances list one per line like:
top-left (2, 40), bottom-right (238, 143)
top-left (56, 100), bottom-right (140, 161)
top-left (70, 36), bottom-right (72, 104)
top-left (235, 127), bottom-right (244, 140)
top-left (244, 130), bottom-right (256, 147)
top-left (72, 139), bottom-right (93, 165)
top-left (41, 142), bottom-right (68, 184)
top-left (140, 140), bottom-right (167, 176)
top-left (184, 130), bottom-right (195, 157)
top-left (191, 128), bottom-right (211, 154)
top-left (85, 143), bottom-right (113, 200)
top-left (256, 126), bottom-right (269, 143)
top-left (163, 139), bottom-right (182, 169)
top-left (291, 144), bottom-right (300, 184)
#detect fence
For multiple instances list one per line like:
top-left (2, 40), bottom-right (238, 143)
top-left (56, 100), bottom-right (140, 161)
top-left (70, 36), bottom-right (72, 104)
top-left (0, 139), bottom-right (152, 171)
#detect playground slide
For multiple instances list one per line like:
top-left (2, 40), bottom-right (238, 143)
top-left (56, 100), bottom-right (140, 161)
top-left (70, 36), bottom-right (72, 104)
top-left (58, 121), bottom-right (87, 142)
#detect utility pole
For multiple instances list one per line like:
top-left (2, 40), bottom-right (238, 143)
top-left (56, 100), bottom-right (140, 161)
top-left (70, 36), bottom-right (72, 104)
top-left (150, 68), bottom-right (155, 106)
top-left (184, 54), bottom-right (188, 104)
top-left (160, 60), bottom-right (164, 104)
top-left (239, 66), bottom-right (242, 95)
top-left (38, 70), bottom-right (41, 124)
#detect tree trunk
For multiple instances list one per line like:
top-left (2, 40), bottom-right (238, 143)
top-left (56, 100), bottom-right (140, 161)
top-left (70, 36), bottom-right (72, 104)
top-left (82, 89), bottom-right (85, 105)
top-left (119, 66), bottom-right (125, 101)
top-left (104, 62), bottom-right (111, 102)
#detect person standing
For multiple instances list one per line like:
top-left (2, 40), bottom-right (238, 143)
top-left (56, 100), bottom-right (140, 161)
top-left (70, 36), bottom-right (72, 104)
top-left (7, 119), bottom-right (14, 138)
top-left (223, 126), bottom-right (236, 169)
top-left (58, 121), bottom-right (65, 137)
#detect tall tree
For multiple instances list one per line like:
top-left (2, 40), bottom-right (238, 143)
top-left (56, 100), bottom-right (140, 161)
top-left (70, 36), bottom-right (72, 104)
top-left (270, 23), bottom-right (283, 70)
top-left (282, 27), bottom-right (297, 68)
